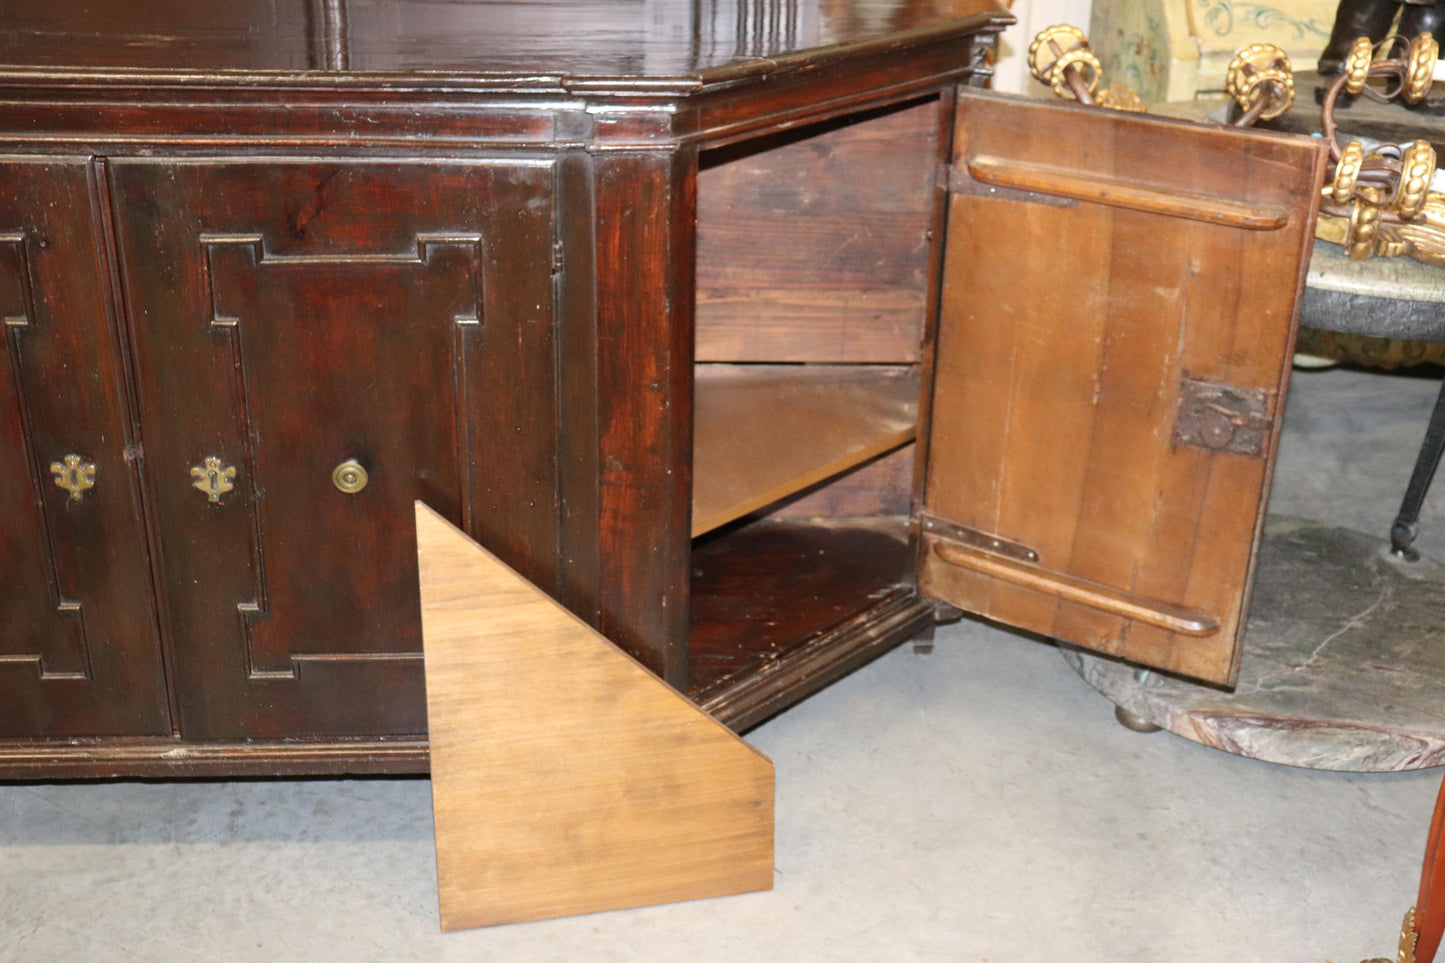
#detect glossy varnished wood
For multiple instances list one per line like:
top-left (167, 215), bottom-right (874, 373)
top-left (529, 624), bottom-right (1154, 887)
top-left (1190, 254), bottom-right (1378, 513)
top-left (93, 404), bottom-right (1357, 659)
top-left (417, 503), bottom-right (773, 930)
top-left (0, 0), bottom-right (1008, 80)
top-left (109, 158), bottom-right (561, 739)
top-left (592, 148), bottom-right (697, 687)
top-left (0, 159), bottom-right (170, 737)
top-left (918, 92), bottom-right (1325, 686)
top-left (0, 1), bottom-right (1020, 776)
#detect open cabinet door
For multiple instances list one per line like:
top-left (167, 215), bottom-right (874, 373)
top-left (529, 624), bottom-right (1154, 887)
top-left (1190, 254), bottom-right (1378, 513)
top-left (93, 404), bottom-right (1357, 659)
top-left (918, 91), bottom-right (1326, 687)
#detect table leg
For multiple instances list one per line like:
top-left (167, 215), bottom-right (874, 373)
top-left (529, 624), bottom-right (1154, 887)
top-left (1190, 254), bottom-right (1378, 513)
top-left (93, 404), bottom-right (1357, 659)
top-left (1390, 376), bottom-right (1445, 560)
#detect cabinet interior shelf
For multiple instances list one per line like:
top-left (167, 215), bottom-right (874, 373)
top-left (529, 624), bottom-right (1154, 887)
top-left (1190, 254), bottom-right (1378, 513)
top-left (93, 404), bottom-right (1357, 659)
top-left (691, 365), bottom-right (919, 537)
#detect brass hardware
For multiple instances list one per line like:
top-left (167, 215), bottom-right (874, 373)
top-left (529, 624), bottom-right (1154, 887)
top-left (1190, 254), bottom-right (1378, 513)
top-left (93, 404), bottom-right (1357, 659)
top-left (1315, 34), bottom-right (1445, 267)
top-left (1344, 35), bottom-right (1374, 94)
top-left (49, 453), bottom-right (95, 502)
top-left (1319, 189), bottom-right (1445, 266)
top-left (1049, 47), bottom-right (1101, 99)
top-left (1346, 186), bottom-right (1386, 260)
top-left (1333, 141), bottom-right (1365, 204)
top-left (1394, 141), bottom-right (1436, 220)
top-left (1405, 33), bottom-right (1437, 104)
top-left (918, 512), bottom-right (1040, 563)
top-left (190, 456), bottom-right (237, 503)
top-left (1028, 25), bottom-right (1143, 112)
top-left (331, 458), bottom-right (369, 494)
top-left (1173, 379), bottom-right (1273, 457)
top-left (1225, 43), bottom-right (1295, 121)
top-left (1027, 24), bottom-right (1088, 84)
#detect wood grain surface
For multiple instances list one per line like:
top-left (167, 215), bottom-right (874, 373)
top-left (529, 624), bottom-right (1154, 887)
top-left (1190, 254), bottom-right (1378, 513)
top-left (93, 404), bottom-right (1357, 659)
top-left (0, 0), bottom-right (1008, 81)
top-left (416, 502), bottom-right (773, 931)
top-left (0, 158), bottom-right (171, 737)
top-left (109, 158), bottom-right (561, 740)
top-left (695, 101), bottom-right (935, 363)
top-left (919, 92), bottom-right (1325, 686)
top-left (692, 364), bottom-right (918, 536)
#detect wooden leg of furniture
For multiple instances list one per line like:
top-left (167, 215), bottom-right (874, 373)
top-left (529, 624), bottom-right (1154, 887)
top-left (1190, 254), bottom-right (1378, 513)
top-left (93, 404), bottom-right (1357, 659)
top-left (916, 601), bottom-right (963, 652)
top-left (415, 503), bottom-right (774, 931)
top-left (911, 622), bottom-right (936, 655)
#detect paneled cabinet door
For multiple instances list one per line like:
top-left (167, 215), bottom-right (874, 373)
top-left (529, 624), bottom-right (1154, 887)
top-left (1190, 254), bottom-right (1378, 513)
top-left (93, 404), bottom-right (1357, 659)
top-left (919, 92), bottom-right (1326, 687)
top-left (0, 159), bottom-right (171, 736)
top-left (109, 159), bottom-right (562, 739)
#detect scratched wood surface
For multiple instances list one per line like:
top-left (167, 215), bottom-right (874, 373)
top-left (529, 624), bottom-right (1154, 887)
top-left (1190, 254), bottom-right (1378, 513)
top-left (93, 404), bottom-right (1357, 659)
top-left (918, 92), bottom-right (1325, 686)
top-left (416, 502), bottom-right (774, 930)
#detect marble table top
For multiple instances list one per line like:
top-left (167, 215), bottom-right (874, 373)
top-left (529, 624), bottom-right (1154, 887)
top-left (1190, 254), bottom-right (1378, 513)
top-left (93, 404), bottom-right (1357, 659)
top-left (1066, 517), bottom-right (1445, 771)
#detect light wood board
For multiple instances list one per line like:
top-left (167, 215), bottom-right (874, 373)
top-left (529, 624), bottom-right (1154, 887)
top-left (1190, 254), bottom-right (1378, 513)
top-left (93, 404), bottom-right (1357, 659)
top-left (692, 364), bottom-right (918, 536)
top-left (918, 93), bottom-right (1324, 687)
top-left (416, 503), bottom-right (774, 931)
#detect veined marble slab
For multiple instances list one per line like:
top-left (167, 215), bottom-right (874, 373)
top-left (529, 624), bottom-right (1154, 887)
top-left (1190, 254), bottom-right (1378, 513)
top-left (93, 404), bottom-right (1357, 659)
top-left (1065, 517), bottom-right (1445, 772)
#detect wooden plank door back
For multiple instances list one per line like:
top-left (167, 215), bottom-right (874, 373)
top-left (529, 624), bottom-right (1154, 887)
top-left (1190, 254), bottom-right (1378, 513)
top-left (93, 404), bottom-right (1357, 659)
top-left (918, 92), bottom-right (1326, 686)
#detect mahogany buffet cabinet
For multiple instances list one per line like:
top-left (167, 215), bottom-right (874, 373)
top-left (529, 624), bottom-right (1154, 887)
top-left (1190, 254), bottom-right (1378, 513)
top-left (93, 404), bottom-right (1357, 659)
top-left (0, 0), bottom-right (1325, 778)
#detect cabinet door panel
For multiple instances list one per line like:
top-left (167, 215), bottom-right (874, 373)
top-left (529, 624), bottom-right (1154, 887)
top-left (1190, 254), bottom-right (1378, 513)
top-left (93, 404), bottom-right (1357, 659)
top-left (919, 92), bottom-right (1325, 686)
top-left (0, 159), bottom-right (170, 736)
top-left (111, 160), bottom-right (560, 739)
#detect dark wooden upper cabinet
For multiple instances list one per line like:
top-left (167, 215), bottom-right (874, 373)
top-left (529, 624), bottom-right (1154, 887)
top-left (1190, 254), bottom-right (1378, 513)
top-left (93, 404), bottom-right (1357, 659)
top-left (108, 160), bottom-right (561, 739)
top-left (919, 92), bottom-right (1327, 687)
top-left (0, 159), bottom-right (171, 736)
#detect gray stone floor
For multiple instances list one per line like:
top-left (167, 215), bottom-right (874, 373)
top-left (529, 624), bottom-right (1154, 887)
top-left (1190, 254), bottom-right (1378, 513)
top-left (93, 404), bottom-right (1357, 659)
top-left (4, 365), bottom-right (1445, 963)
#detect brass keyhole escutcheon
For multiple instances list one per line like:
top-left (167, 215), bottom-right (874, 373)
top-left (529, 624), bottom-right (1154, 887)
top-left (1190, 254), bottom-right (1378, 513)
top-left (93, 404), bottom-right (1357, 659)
top-left (49, 453), bottom-right (96, 502)
top-left (190, 456), bottom-right (237, 504)
top-left (332, 459), bottom-right (369, 494)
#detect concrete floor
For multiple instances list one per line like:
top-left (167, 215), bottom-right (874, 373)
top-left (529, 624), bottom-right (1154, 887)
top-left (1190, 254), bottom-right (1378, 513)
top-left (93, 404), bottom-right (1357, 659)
top-left (4, 365), bottom-right (1445, 963)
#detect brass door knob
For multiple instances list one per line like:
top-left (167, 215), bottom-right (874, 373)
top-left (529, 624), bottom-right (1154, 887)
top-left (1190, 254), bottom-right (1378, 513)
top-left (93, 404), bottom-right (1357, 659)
top-left (332, 459), bottom-right (369, 494)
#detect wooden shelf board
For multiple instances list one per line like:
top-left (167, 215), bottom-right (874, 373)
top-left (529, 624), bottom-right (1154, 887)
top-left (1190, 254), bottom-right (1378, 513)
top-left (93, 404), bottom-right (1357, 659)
top-left (688, 516), bottom-right (926, 729)
top-left (691, 365), bottom-right (919, 537)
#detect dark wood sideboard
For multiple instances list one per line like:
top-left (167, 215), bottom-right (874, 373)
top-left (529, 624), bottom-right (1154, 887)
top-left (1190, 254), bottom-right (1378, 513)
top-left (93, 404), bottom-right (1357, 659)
top-left (0, 0), bottom-right (1325, 778)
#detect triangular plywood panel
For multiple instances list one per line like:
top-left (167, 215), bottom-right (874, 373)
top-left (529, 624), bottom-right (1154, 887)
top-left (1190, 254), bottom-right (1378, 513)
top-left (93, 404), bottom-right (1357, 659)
top-left (415, 503), bottom-right (774, 931)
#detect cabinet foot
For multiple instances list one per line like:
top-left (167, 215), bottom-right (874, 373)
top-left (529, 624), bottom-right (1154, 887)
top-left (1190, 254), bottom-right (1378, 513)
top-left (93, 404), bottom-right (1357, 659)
top-left (912, 622), bottom-right (936, 655)
top-left (933, 601), bottom-right (964, 624)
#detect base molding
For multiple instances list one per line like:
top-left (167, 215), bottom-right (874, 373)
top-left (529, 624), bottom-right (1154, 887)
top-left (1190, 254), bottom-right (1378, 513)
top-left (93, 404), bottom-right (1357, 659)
top-left (0, 592), bottom-right (930, 781)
